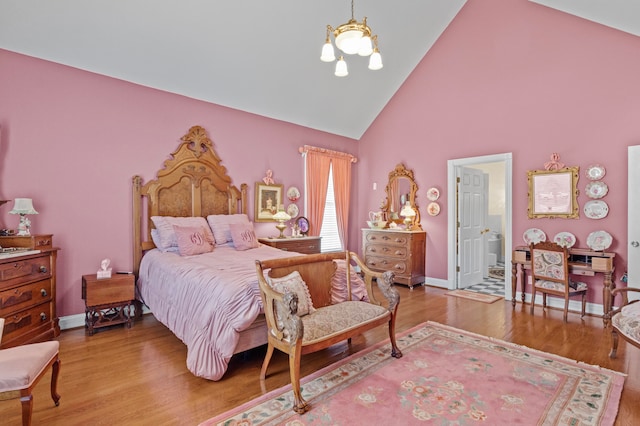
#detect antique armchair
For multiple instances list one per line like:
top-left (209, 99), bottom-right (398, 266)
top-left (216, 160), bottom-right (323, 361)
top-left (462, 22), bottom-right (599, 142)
top-left (0, 318), bottom-right (61, 425)
top-left (530, 241), bottom-right (587, 322)
top-left (608, 287), bottom-right (640, 358)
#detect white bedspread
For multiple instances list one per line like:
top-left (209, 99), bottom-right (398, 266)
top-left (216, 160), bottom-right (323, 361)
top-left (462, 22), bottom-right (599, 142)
top-left (137, 245), bottom-right (368, 380)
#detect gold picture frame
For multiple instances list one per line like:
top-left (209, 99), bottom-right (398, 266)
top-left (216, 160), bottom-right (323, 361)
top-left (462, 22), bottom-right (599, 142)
top-left (527, 166), bottom-right (580, 219)
top-left (255, 182), bottom-right (284, 222)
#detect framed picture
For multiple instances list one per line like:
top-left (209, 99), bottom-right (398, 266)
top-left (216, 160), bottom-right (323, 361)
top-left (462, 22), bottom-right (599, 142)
top-left (527, 166), bottom-right (579, 219)
top-left (255, 182), bottom-right (284, 222)
top-left (296, 217), bottom-right (310, 235)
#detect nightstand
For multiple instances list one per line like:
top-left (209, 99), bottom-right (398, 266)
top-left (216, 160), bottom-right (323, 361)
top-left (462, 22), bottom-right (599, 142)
top-left (258, 236), bottom-right (321, 254)
top-left (82, 273), bottom-right (135, 335)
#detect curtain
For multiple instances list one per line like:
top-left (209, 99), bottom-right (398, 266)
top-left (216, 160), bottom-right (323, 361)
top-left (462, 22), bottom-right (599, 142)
top-left (305, 151), bottom-right (331, 236)
top-left (331, 155), bottom-right (351, 249)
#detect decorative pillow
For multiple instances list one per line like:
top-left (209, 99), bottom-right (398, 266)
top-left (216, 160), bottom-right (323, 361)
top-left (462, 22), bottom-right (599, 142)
top-left (150, 229), bottom-right (179, 253)
top-left (151, 216), bottom-right (214, 251)
top-left (229, 222), bottom-right (260, 251)
top-left (267, 271), bottom-right (316, 316)
top-left (206, 214), bottom-right (250, 245)
top-left (172, 225), bottom-right (215, 256)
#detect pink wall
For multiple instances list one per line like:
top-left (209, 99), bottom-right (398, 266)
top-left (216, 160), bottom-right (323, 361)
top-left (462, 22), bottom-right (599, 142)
top-left (3, 0), bottom-right (640, 317)
top-left (0, 50), bottom-right (358, 317)
top-left (358, 0), bottom-right (640, 303)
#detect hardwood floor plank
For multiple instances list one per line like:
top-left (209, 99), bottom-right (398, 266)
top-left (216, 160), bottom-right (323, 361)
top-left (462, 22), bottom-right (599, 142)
top-left (0, 285), bottom-right (637, 425)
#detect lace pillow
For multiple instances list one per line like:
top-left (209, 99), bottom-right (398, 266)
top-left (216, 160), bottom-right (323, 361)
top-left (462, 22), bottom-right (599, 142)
top-left (151, 216), bottom-right (215, 251)
top-left (229, 222), bottom-right (260, 250)
top-left (206, 214), bottom-right (250, 245)
top-left (268, 271), bottom-right (316, 316)
top-left (172, 225), bottom-right (215, 256)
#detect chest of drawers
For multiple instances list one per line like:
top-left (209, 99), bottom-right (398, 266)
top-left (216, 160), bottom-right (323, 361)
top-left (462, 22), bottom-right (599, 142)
top-left (362, 229), bottom-right (426, 289)
top-left (0, 248), bottom-right (60, 348)
top-left (259, 236), bottom-right (322, 254)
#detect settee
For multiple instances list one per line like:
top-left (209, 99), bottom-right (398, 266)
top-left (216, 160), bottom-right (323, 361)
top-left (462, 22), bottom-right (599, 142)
top-left (255, 251), bottom-right (402, 414)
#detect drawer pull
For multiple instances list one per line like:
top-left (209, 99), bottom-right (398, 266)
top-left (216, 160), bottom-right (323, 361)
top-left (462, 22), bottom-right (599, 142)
top-left (41, 288), bottom-right (48, 297)
top-left (40, 312), bottom-right (47, 321)
top-left (39, 266), bottom-right (48, 273)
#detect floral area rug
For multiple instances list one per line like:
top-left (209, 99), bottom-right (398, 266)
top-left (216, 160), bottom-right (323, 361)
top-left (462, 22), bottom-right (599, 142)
top-left (200, 321), bottom-right (625, 426)
top-left (488, 267), bottom-right (505, 280)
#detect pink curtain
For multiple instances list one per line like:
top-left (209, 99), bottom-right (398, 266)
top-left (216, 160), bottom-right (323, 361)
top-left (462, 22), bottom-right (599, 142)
top-left (331, 156), bottom-right (351, 249)
top-left (305, 151), bottom-right (331, 236)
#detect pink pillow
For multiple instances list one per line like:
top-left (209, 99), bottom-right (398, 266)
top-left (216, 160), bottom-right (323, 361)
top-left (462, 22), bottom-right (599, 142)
top-left (173, 225), bottom-right (214, 256)
top-left (151, 216), bottom-right (215, 251)
top-left (229, 222), bottom-right (260, 251)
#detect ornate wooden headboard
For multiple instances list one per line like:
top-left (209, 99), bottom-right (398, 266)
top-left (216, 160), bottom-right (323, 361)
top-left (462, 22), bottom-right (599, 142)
top-left (132, 125), bottom-right (247, 275)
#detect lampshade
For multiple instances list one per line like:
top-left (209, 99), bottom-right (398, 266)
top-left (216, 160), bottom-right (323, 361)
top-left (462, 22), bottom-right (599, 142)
top-left (400, 202), bottom-right (416, 218)
top-left (273, 210), bottom-right (291, 222)
top-left (320, 0), bottom-right (383, 77)
top-left (9, 198), bottom-right (38, 215)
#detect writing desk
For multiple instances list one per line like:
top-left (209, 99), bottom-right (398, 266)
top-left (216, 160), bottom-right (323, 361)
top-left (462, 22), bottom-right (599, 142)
top-left (511, 246), bottom-right (615, 324)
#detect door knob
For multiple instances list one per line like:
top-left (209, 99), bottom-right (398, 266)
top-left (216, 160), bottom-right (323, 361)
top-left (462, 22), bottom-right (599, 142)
top-left (632, 241), bottom-right (639, 248)
top-left (480, 228), bottom-right (490, 235)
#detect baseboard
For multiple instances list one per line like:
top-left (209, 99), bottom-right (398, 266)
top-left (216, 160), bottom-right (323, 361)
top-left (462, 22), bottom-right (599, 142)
top-left (424, 277), bottom-right (448, 289)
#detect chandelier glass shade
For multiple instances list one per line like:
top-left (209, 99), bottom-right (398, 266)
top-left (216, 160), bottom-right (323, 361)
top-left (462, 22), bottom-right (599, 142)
top-left (320, 1), bottom-right (383, 77)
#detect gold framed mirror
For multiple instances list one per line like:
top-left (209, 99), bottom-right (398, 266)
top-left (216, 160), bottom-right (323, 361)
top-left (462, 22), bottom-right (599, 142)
top-left (527, 166), bottom-right (579, 219)
top-left (382, 163), bottom-right (422, 230)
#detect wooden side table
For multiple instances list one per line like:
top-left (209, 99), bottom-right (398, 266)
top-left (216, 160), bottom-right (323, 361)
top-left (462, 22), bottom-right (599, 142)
top-left (82, 273), bottom-right (135, 335)
top-left (259, 236), bottom-right (321, 254)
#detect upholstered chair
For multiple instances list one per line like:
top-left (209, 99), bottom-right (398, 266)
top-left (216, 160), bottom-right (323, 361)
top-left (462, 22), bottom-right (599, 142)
top-left (530, 241), bottom-right (587, 322)
top-left (608, 287), bottom-right (640, 358)
top-left (0, 318), bottom-right (61, 425)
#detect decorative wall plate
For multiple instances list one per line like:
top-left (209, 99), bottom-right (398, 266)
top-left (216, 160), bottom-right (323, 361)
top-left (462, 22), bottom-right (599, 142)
top-left (523, 228), bottom-right (547, 245)
top-left (553, 231), bottom-right (576, 248)
top-left (427, 202), bottom-right (440, 216)
top-left (426, 187), bottom-right (440, 201)
top-left (583, 200), bottom-right (609, 219)
top-left (585, 181), bottom-right (608, 199)
top-left (585, 164), bottom-right (606, 181)
top-left (287, 186), bottom-right (301, 202)
top-left (287, 203), bottom-right (299, 218)
top-left (295, 216), bottom-right (309, 235)
top-left (587, 230), bottom-right (613, 251)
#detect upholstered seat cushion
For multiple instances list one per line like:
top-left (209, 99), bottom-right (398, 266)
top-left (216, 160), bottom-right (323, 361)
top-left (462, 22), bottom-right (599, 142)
top-left (0, 341), bottom-right (59, 392)
top-left (300, 301), bottom-right (389, 345)
top-left (534, 280), bottom-right (587, 292)
top-left (613, 302), bottom-right (640, 343)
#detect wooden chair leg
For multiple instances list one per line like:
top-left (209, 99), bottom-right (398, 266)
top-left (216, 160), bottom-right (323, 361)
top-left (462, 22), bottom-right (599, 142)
top-left (288, 345), bottom-right (308, 414)
top-left (51, 357), bottom-right (61, 406)
top-left (260, 343), bottom-right (274, 381)
top-left (563, 298), bottom-right (569, 322)
top-left (530, 287), bottom-right (536, 315)
top-left (581, 293), bottom-right (586, 318)
top-left (388, 318), bottom-right (402, 359)
top-left (20, 394), bottom-right (33, 426)
top-left (610, 329), bottom-right (619, 358)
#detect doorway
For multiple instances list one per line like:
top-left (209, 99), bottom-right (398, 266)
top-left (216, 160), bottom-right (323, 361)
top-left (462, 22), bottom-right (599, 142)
top-left (447, 153), bottom-right (513, 299)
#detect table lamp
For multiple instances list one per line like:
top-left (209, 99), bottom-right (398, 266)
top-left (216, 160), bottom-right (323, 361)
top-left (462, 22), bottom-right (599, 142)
top-left (272, 209), bottom-right (291, 239)
top-left (9, 198), bottom-right (39, 236)
top-left (400, 201), bottom-right (416, 231)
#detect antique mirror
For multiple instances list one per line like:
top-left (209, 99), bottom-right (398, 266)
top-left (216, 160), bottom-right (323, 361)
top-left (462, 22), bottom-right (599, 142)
top-left (527, 166), bottom-right (580, 219)
top-left (383, 163), bottom-right (422, 230)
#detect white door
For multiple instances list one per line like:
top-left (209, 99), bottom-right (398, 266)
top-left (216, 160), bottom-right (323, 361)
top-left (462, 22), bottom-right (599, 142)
top-left (628, 146), bottom-right (640, 300)
top-left (458, 167), bottom-right (487, 288)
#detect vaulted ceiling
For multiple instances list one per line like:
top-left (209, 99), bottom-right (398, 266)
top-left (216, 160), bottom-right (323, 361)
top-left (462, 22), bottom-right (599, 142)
top-left (0, 1), bottom-right (638, 140)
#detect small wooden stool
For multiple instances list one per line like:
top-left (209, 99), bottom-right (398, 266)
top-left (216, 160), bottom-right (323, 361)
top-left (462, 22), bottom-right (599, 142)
top-left (0, 318), bottom-right (61, 426)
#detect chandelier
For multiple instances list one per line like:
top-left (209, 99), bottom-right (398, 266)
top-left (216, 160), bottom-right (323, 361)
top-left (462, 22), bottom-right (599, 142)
top-left (320, 0), bottom-right (383, 77)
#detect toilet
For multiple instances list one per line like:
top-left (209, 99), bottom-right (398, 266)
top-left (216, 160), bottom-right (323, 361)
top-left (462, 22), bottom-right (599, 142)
top-left (487, 232), bottom-right (502, 266)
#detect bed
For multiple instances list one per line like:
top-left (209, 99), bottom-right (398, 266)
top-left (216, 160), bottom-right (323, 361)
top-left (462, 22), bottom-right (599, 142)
top-left (132, 126), bottom-right (367, 380)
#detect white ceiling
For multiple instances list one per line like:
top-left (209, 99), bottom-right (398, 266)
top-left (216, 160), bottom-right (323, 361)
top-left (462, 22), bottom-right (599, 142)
top-left (0, 1), bottom-right (637, 140)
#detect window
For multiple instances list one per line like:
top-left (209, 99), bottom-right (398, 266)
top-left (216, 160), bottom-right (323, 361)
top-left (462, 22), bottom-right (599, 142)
top-left (319, 165), bottom-right (342, 252)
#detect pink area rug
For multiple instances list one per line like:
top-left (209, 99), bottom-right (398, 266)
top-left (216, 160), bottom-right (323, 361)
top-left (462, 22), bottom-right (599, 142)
top-left (446, 289), bottom-right (503, 304)
top-left (200, 321), bottom-right (625, 425)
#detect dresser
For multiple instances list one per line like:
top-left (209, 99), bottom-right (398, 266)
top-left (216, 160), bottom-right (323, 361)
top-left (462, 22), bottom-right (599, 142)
top-left (0, 235), bottom-right (59, 348)
top-left (259, 236), bottom-right (322, 254)
top-left (362, 229), bottom-right (426, 289)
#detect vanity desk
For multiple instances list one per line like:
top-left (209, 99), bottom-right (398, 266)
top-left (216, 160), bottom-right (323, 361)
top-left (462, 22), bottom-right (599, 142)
top-left (511, 246), bottom-right (615, 323)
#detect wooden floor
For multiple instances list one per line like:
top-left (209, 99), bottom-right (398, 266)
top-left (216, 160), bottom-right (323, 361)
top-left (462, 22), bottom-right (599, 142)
top-left (2, 285), bottom-right (639, 425)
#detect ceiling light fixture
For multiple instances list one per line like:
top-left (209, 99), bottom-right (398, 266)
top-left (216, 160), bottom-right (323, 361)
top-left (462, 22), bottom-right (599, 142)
top-left (320, 0), bottom-right (383, 77)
